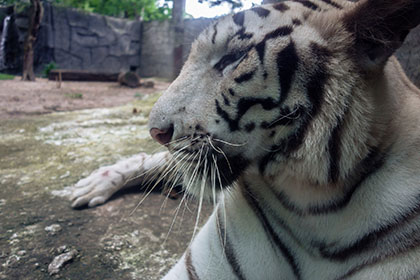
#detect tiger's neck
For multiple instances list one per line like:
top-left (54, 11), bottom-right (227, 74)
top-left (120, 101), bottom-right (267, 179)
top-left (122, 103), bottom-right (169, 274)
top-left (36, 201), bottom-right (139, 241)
top-left (234, 56), bottom-right (420, 255)
top-left (259, 57), bottom-right (414, 202)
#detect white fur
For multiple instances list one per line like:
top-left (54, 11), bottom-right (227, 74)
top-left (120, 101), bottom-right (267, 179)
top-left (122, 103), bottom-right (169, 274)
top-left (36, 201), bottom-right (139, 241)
top-left (65, 0), bottom-right (420, 279)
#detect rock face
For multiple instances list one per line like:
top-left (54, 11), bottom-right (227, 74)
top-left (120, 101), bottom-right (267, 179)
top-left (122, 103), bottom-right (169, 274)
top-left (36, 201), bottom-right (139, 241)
top-left (41, 4), bottom-right (141, 74)
top-left (1, 3), bottom-right (141, 74)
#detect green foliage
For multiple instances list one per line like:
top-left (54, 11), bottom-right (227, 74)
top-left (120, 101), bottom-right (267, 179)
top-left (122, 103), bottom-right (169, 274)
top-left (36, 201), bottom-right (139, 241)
top-left (0, 0), bottom-right (18, 5)
top-left (0, 0), bottom-right (30, 14)
top-left (0, 73), bottom-right (15, 80)
top-left (1, 0), bottom-right (172, 21)
top-left (42, 62), bottom-right (57, 78)
top-left (53, 0), bottom-right (172, 21)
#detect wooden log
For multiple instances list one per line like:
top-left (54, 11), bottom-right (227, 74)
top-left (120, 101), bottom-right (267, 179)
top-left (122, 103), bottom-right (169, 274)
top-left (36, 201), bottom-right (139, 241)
top-left (48, 70), bottom-right (119, 82)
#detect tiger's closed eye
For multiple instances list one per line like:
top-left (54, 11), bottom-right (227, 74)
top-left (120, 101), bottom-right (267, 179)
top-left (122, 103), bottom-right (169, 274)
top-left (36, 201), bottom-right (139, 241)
top-left (214, 50), bottom-right (248, 72)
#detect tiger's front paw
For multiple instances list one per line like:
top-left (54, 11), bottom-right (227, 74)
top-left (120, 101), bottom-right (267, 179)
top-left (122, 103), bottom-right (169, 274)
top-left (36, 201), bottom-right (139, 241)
top-left (54, 167), bottom-right (126, 208)
top-left (71, 166), bottom-right (127, 208)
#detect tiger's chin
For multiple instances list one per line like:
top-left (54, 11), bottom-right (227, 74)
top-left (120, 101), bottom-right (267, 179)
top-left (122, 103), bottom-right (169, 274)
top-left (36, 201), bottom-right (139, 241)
top-left (179, 153), bottom-right (250, 200)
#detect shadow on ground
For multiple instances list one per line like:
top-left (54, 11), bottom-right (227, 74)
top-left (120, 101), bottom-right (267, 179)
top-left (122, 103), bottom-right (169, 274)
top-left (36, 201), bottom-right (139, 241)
top-left (0, 93), bottom-right (210, 280)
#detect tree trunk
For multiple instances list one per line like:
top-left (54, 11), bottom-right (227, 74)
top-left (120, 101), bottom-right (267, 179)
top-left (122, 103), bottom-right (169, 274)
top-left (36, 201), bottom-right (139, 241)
top-left (22, 0), bottom-right (43, 81)
top-left (172, 0), bottom-right (185, 79)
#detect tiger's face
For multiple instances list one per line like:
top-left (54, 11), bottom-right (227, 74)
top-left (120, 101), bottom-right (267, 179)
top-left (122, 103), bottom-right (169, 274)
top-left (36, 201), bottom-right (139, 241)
top-left (148, 1), bottom-right (376, 196)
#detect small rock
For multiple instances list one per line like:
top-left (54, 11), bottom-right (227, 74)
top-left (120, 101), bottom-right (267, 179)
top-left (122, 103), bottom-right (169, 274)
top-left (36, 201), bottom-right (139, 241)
top-left (59, 171), bottom-right (70, 179)
top-left (48, 249), bottom-right (78, 276)
top-left (118, 71), bottom-right (141, 88)
top-left (4, 255), bottom-right (20, 268)
top-left (141, 81), bottom-right (155, 88)
top-left (17, 250), bottom-right (26, 256)
top-left (9, 239), bottom-right (19, 245)
top-left (45, 224), bottom-right (62, 235)
top-left (57, 245), bottom-right (68, 253)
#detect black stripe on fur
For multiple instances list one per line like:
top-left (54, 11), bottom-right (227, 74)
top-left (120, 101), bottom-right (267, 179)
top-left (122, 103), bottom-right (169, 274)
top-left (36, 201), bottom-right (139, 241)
top-left (259, 42), bottom-right (331, 173)
top-left (242, 183), bottom-right (301, 280)
top-left (320, 0), bottom-right (342, 9)
top-left (292, 0), bottom-right (319, 11)
top-left (270, 147), bottom-right (385, 216)
top-left (255, 26), bottom-right (294, 64)
top-left (212, 22), bottom-right (218, 44)
top-left (185, 248), bottom-right (200, 280)
top-left (216, 208), bottom-right (246, 280)
top-left (277, 40), bottom-right (299, 104)
top-left (273, 2), bottom-right (290, 12)
top-left (250, 7), bottom-right (270, 18)
top-left (233, 11), bottom-right (245, 26)
top-left (234, 70), bottom-right (256, 83)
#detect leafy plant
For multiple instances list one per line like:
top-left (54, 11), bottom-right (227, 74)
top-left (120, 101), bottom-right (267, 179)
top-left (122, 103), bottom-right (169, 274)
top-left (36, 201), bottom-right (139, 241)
top-left (53, 0), bottom-right (172, 21)
top-left (42, 62), bottom-right (57, 78)
top-left (1, 0), bottom-right (172, 20)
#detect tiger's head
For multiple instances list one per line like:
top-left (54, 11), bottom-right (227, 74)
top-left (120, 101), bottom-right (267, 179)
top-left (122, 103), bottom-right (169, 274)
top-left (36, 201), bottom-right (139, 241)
top-left (148, 0), bottom-right (420, 198)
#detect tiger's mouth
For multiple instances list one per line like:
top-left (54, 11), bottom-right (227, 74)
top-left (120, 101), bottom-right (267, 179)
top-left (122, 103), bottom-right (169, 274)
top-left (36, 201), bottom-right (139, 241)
top-left (167, 133), bottom-right (249, 191)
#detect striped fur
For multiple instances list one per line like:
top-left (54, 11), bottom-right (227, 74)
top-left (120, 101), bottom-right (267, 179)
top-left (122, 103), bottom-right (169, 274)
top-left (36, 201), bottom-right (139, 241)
top-left (148, 0), bottom-right (420, 278)
top-left (68, 0), bottom-right (420, 279)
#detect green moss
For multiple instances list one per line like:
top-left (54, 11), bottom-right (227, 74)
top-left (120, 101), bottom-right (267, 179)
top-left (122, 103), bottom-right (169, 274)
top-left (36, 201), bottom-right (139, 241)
top-left (65, 92), bottom-right (83, 99)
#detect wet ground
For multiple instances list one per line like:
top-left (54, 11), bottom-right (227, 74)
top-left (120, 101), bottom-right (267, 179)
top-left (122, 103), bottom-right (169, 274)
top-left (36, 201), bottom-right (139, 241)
top-left (0, 90), bottom-right (211, 279)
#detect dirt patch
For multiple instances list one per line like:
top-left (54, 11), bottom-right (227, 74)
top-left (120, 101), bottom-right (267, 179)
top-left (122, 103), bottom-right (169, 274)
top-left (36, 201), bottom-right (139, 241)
top-left (0, 77), bottom-right (170, 119)
top-left (0, 79), bottom-right (212, 279)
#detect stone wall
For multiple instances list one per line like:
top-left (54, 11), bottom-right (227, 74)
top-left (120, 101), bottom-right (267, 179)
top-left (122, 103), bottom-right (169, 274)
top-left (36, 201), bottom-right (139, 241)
top-left (48, 5), bottom-right (141, 73)
top-left (139, 18), bottom-right (213, 79)
top-left (0, 3), bottom-right (142, 74)
top-left (1, 4), bottom-right (212, 79)
top-left (139, 20), bottom-right (174, 79)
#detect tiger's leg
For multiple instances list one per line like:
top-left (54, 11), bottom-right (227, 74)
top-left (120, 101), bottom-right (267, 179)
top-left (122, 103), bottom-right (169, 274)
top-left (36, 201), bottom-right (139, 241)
top-left (58, 151), bottom-right (171, 208)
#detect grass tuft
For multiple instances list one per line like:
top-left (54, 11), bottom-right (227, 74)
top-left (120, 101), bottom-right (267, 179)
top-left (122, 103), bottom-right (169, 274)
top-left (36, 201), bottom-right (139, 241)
top-left (0, 73), bottom-right (15, 80)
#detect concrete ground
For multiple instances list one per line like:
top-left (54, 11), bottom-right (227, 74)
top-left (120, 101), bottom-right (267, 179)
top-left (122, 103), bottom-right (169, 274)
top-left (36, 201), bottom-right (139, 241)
top-left (0, 83), bottom-right (210, 279)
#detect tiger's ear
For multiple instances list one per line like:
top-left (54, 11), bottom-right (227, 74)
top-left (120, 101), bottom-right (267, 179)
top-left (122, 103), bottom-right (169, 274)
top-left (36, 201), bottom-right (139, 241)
top-left (344, 0), bottom-right (420, 71)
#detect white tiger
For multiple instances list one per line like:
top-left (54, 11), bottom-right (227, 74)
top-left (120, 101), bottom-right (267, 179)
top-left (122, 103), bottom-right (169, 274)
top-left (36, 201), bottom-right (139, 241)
top-left (67, 0), bottom-right (420, 279)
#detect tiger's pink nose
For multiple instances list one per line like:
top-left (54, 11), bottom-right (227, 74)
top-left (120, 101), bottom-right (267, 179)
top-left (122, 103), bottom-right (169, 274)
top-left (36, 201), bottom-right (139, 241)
top-left (150, 126), bottom-right (174, 146)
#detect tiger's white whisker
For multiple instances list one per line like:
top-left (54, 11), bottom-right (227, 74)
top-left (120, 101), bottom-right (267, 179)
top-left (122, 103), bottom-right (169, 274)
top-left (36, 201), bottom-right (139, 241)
top-left (212, 138), bottom-right (248, 147)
